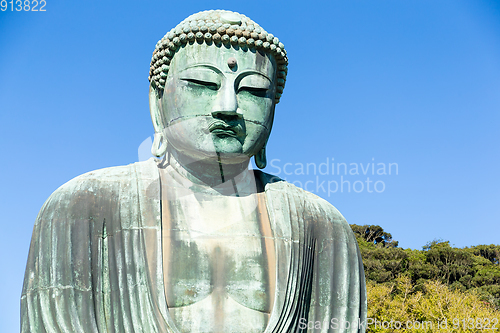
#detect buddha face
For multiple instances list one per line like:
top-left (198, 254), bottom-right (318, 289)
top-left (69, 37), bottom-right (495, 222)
top-left (158, 43), bottom-right (277, 164)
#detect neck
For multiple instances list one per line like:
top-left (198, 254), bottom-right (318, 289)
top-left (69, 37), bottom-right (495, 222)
top-left (166, 149), bottom-right (250, 187)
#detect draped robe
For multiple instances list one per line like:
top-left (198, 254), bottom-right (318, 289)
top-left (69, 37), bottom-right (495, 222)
top-left (21, 158), bottom-right (367, 332)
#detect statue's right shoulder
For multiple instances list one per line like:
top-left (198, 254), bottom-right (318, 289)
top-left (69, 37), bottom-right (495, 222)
top-left (52, 158), bottom-right (158, 194)
top-left (37, 158), bottom-right (159, 221)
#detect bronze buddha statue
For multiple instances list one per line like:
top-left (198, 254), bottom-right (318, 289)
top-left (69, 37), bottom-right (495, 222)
top-left (22, 10), bottom-right (367, 333)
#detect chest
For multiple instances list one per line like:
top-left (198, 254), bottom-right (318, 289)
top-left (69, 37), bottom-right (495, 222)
top-left (162, 192), bottom-right (275, 313)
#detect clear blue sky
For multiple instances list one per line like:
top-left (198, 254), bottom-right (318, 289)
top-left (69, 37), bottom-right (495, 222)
top-left (1, 0), bottom-right (499, 331)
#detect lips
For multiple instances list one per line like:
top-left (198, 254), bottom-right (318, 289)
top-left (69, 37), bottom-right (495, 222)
top-left (207, 122), bottom-right (239, 137)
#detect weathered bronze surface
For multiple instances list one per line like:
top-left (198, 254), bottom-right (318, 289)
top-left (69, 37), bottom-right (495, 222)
top-left (21, 10), bottom-right (367, 333)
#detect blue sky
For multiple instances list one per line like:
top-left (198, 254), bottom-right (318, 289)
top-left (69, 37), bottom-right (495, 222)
top-left (1, 0), bottom-right (499, 331)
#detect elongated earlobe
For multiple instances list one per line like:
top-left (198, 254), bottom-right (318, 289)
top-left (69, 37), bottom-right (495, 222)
top-left (254, 146), bottom-right (267, 169)
top-left (151, 132), bottom-right (168, 157)
top-left (149, 83), bottom-right (168, 158)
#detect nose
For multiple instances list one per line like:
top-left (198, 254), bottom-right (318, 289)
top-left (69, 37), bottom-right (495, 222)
top-left (211, 82), bottom-right (240, 118)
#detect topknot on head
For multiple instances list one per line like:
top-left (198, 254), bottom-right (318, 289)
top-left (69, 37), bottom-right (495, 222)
top-left (149, 10), bottom-right (288, 104)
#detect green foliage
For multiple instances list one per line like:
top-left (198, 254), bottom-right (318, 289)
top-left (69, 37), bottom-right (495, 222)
top-left (421, 240), bottom-right (475, 284)
top-left (366, 276), bottom-right (500, 332)
top-left (360, 242), bottom-right (408, 283)
top-left (350, 224), bottom-right (398, 248)
top-left (350, 224), bottom-right (500, 311)
top-left (422, 238), bottom-right (449, 251)
top-left (467, 244), bottom-right (500, 265)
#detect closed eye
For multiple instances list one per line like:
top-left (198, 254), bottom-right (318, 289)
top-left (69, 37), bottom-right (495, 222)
top-left (183, 78), bottom-right (219, 90)
top-left (238, 86), bottom-right (268, 97)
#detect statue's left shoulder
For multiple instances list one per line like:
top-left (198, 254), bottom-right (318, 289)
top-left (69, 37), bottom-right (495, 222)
top-left (256, 170), bottom-right (350, 230)
top-left (284, 183), bottom-right (359, 251)
top-left (294, 184), bottom-right (349, 229)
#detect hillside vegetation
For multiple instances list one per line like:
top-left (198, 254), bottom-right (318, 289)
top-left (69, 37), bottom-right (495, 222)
top-left (351, 224), bottom-right (500, 332)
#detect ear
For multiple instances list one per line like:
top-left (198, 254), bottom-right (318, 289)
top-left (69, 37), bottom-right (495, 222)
top-left (149, 82), bottom-right (165, 134)
top-left (149, 83), bottom-right (168, 157)
top-left (254, 104), bottom-right (275, 169)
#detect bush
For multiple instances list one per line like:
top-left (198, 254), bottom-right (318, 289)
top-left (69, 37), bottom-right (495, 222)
top-left (366, 276), bottom-right (500, 332)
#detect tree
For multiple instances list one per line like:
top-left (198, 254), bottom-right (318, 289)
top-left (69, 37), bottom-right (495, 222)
top-left (467, 244), bottom-right (500, 265)
top-left (350, 224), bottom-right (399, 248)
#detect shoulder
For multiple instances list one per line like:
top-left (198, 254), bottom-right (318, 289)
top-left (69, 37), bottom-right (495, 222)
top-left (255, 170), bottom-right (347, 224)
top-left (37, 159), bottom-right (158, 219)
top-left (54, 158), bottom-right (157, 194)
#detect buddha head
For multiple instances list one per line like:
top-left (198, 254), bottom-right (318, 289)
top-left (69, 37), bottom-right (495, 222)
top-left (148, 10), bottom-right (288, 170)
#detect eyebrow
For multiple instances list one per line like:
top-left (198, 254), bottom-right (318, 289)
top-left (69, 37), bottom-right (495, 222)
top-left (183, 64), bottom-right (223, 75)
top-left (236, 70), bottom-right (272, 83)
top-left (182, 64), bottom-right (271, 82)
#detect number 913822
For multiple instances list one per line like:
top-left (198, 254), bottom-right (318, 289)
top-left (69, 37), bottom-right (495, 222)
top-left (1, 0), bottom-right (46, 11)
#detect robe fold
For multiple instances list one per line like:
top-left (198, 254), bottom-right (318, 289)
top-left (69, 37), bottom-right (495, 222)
top-left (21, 158), bottom-right (367, 332)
